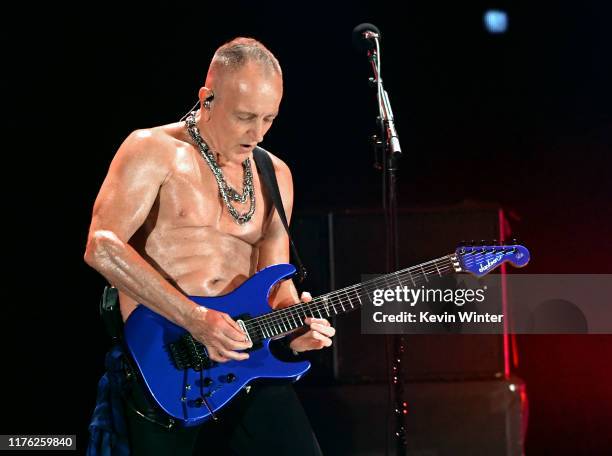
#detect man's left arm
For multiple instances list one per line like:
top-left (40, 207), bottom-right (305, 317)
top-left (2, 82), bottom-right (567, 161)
top-left (256, 154), bottom-right (335, 353)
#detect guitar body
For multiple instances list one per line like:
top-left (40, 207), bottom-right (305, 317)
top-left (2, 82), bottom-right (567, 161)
top-left (123, 263), bottom-right (311, 427)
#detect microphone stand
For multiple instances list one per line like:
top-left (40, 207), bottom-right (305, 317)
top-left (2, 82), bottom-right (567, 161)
top-left (366, 34), bottom-right (408, 455)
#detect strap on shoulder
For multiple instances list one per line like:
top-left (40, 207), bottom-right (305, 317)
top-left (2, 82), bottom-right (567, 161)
top-left (253, 147), bottom-right (307, 283)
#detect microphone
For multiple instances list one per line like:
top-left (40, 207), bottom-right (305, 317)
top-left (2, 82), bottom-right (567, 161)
top-left (352, 23), bottom-right (381, 52)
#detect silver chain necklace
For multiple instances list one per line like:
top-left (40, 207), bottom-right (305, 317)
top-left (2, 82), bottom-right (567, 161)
top-left (185, 111), bottom-right (256, 225)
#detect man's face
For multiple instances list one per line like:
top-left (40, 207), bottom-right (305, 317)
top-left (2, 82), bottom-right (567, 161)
top-left (204, 63), bottom-right (283, 162)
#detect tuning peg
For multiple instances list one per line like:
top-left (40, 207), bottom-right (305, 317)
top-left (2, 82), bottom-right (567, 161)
top-left (511, 238), bottom-right (519, 252)
top-left (457, 240), bottom-right (466, 254)
top-left (465, 240), bottom-right (475, 254)
top-left (478, 240), bottom-right (487, 253)
top-left (491, 239), bottom-right (498, 252)
top-left (514, 239), bottom-right (520, 252)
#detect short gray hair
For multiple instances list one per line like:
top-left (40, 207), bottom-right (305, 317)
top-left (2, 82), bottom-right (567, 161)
top-left (209, 37), bottom-right (282, 79)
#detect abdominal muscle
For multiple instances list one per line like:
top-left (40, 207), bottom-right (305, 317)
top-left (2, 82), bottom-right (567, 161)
top-left (118, 225), bottom-right (261, 322)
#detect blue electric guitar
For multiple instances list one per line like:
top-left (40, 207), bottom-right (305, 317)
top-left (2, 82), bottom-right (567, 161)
top-left (124, 243), bottom-right (530, 426)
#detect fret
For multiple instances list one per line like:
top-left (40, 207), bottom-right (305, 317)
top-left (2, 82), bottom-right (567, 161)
top-left (434, 261), bottom-right (442, 277)
top-left (322, 297), bottom-right (330, 316)
top-left (392, 271), bottom-right (402, 287)
top-left (289, 310), bottom-right (299, 328)
top-left (354, 289), bottom-right (361, 307)
top-left (261, 323), bottom-right (270, 338)
top-left (332, 299), bottom-right (339, 314)
top-left (341, 289), bottom-right (352, 311)
top-left (339, 297), bottom-right (346, 312)
top-left (420, 265), bottom-right (429, 282)
top-left (296, 306), bottom-right (306, 324)
top-left (269, 323), bottom-right (276, 337)
top-left (316, 306), bottom-right (323, 319)
top-left (347, 289), bottom-right (357, 309)
top-left (408, 269), bottom-right (416, 287)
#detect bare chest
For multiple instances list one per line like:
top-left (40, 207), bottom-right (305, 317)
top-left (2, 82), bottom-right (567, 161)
top-left (151, 151), bottom-right (271, 245)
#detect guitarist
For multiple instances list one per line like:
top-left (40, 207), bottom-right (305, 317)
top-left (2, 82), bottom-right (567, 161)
top-left (84, 37), bottom-right (333, 455)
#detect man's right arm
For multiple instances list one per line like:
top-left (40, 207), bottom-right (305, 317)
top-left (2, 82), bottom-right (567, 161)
top-left (84, 130), bottom-right (250, 362)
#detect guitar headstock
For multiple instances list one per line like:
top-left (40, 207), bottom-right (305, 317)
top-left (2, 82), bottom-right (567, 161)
top-left (455, 241), bottom-right (530, 277)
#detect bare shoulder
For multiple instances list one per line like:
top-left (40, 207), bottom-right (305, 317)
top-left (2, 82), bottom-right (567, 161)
top-left (112, 127), bottom-right (175, 168)
top-left (264, 149), bottom-right (293, 183)
top-left (107, 124), bottom-right (186, 186)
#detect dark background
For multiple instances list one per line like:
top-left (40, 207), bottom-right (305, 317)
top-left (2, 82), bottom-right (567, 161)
top-left (3, 0), bottom-right (611, 454)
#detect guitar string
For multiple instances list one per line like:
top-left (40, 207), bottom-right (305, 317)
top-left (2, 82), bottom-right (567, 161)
top-left (242, 249), bottom-right (514, 342)
top-left (244, 266), bottom-right (457, 345)
top-left (244, 259), bottom-right (458, 343)
top-left (243, 256), bottom-right (453, 331)
top-left (185, 249), bottom-right (512, 350)
top-left (245, 246), bottom-right (512, 327)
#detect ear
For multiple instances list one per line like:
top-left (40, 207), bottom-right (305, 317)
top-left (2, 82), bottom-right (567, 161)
top-left (198, 86), bottom-right (214, 119)
top-left (200, 86), bottom-right (215, 100)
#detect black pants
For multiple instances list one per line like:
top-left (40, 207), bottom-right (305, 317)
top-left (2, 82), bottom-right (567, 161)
top-left (124, 380), bottom-right (322, 456)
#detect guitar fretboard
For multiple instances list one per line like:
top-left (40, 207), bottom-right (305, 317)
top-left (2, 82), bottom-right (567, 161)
top-left (243, 255), bottom-right (458, 343)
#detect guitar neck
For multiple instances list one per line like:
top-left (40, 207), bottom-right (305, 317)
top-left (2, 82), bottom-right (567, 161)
top-left (249, 254), bottom-right (458, 340)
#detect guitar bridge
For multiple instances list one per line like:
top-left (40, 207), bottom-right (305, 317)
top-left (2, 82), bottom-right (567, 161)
top-left (167, 334), bottom-right (213, 371)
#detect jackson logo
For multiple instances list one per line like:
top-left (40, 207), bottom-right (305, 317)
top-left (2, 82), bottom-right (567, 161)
top-left (478, 255), bottom-right (503, 273)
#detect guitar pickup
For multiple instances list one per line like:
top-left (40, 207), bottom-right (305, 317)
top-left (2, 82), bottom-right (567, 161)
top-left (236, 319), bottom-right (251, 343)
top-left (232, 313), bottom-right (263, 352)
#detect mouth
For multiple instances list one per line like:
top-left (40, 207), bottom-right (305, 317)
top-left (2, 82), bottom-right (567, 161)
top-left (240, 144), bottom-right (255, 151)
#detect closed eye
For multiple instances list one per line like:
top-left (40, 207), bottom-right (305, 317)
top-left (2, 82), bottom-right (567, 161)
top-left (235, 112), bottom-right (277, 122)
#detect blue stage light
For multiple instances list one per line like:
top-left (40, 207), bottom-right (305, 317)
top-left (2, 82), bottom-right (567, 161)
top-left (484, 10), bottom-right (508, 34)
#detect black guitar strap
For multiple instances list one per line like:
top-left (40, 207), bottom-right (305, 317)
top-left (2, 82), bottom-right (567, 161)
top-left (253, 146), bottom-right (307, 283)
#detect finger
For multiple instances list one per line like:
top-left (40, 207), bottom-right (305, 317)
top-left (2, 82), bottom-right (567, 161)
top-left (305, 318), bottom-right (330, 327)
top-left (312, 330), bottom-right (332, 347)
top-left (300, 291), bottom-right (312, 302)
top-left (218, 347), bottom-right (250, 361)
top-left (220, 334), bottom-right (253, 351)
top-left (221, 314), bottom-right (251, 342)
top-left (222, 313), bottom-right (245, 333)
top-left (208, 349), bottom-right (230, 363)
top-left (311, 323), bottom-right (336, 337)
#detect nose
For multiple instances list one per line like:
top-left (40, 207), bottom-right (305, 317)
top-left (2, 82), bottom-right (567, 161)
top-left (248, 119), bottom-right (266, 144)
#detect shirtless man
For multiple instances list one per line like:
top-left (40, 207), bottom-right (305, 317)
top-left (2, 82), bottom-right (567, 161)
top-left (84, 37), bottom-right (331, 455)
